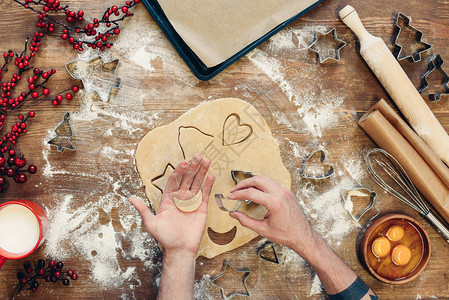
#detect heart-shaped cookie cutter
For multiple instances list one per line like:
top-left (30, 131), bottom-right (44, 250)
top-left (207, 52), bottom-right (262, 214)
top-left (300, 149), bottom-right (334, 180)
top-left (340, 187), bottom-right (377, 224)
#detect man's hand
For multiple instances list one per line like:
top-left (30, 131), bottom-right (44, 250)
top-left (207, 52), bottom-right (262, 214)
top-left (129, 153), bottom-right (214, 257)
top-left (227, 176), bottom-right (317, 257)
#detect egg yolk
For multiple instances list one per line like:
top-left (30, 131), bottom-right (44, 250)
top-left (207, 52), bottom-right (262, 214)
top-left (386, 225), bottom-right (405, 242)
top-left (372, 237), bottom-right (391, 258)
top-left (391, 244), bottom-right (412, 266)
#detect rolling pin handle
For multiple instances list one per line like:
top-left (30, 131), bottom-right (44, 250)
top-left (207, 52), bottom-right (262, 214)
top-left (339, 5), bottom-right (371, 42)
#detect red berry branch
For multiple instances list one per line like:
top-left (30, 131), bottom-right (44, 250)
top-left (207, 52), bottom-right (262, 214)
top-left (13, 259), bottom-right (78, 296)
top-left (0, 32), bottom-right (79, 192)
top-left (12, 0), bottom-right (141, 51)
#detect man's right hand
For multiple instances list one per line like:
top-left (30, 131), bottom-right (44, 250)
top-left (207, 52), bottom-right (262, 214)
top-left (227, 176), bottom-right (318, 257)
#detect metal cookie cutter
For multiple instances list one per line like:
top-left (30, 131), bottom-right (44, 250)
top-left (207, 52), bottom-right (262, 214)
top-left (215, 194), bottom-right (243, 212)
top-left (308, 28), bottom-right (346, 63)
top-left (419, 54), bottom-right (449, 101)
top-left (393, 12), bottom-right (432, 62)
top-left (300, 149), bottom-right (334, 180)
top-left (340, 187), bottom-right (377, 223)
top-left (257, 241), bottom-right (279, 264)
top-left (47, 112), bottom-right (76, 152)
top-left (65, 56), bottom-right (121, 102)
top-left (231, 170), bottom-right (254, 205)
top-left (211, 260), bottom-right (251, 299)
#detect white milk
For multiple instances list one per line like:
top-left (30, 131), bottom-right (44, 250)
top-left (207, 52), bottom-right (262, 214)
top-left (0, 204), bottom-right (40, 254)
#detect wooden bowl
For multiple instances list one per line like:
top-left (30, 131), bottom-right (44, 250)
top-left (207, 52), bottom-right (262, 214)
top-left (361, 213), bottom-right (431, 284)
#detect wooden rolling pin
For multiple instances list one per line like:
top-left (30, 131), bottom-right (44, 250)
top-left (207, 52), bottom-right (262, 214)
top-left (339, 6), bottom-right (449, 165)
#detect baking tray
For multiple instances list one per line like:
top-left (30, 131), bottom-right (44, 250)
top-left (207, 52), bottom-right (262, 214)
top-left (141, 0), bottom-right (324, 81)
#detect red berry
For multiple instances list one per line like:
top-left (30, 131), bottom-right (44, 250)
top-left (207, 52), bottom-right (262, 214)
top-left (71, 273), bottom-right (78, 280)
top-left (0, 177), bottom-right (5, 185)
top-left (43, 88), bottom-right (50, 95)
top-left (14, 156), bottom-right (26, 168)
top-left (31, 92), bottom-right (39, 98)
top-left (65, 93), bottom-right (72, 100)
top-left (61, 33), bottom-right (68, 40)
top-left (49, 260), bottom-right (56, 268)
top-left (122, 6), bottom-right (128, 13)
top-left (29, 111), bottom-right (35, 117)
top-left (72, 86), bottom-right (79, 93)
top-left (6, 168), bottom-right (15, 177)
top-left (18, 174), bottom-right (27, 183)
top-left (0, 157), bottom-right (4, 166)
top-left (54, 271), bottom-right (61, 279)
top-left (52, 100), bottom-right (58, 106)
top-left (28, 165), bottom-right (37, 174)
top-left (114, 28), bottom-right (120, 35)
top-left (67, 270), bottom-right (73, 277)
top-left (38, 269), bottom-right (45, 276)
top-left (9, 149), bottom-right (15, 156)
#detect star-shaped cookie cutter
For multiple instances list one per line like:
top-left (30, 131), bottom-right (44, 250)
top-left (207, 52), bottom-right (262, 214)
top-left (308, 28), bottom-right (346, 63)
top-left (300, 149), bottom-right (334, 180)
top-left (340, 187), bottom-right (377, 224)
top-left (47, 112), bottom-right (76, 152)
top-left (211, 260), bottom-right (251, 299)
top-left (65, 56), bottom-right (121, 102)
top-left (393, 12), bottom-right (432, 62)
top-left (418, 54), bottom-right (449, 101)
top-left (257, 241), bottom-right (279, 264)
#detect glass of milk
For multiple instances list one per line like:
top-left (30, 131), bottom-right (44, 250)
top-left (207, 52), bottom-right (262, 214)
top-left (0, 200), bottom-right (48, 269)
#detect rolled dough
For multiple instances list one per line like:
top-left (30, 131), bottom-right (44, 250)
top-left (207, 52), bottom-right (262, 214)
top-left (135, 98), bottom-right (291, 258)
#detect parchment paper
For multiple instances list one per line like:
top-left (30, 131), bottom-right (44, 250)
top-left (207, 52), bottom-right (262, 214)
top-left (157, 0), bottom-right (321, 67)
top-left (359, 108), bottom-right (449, 224)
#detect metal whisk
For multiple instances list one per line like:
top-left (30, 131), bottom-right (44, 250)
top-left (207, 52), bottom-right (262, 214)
top-left (365, 148), bottom-right (449, 242)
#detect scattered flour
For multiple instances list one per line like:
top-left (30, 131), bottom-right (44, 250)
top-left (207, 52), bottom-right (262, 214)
top-left (247, 25), bottom-right (345, 138)
top-left (309, 274), bottom-right (323, 296)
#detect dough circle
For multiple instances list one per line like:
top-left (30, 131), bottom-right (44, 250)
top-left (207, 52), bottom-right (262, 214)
top-left (135, 98), bottom-right (291, 258)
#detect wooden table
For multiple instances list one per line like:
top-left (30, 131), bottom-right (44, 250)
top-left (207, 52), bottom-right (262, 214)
top-left (1, 0), bottom-right (449, 299)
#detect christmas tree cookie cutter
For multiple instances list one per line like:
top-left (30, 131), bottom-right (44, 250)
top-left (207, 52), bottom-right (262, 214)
top-left (308, 28), bottom-right (346, 63)
top-left (300, 149), bottom-right (334, 180)
top-left (47, 112), bottom-right (76, 152)
top-left (418, 54), bottom-right (449, 101)
top-left (65, 56), bottom-right (121, 102)
top-left (211, 260), bottom-right (251, 299)
top-left (340, 187), bottom-right (377, 224)
top-left (393, 12), bottom-right (432, 62)
top-left (257, 241), bottom-right (279, 264)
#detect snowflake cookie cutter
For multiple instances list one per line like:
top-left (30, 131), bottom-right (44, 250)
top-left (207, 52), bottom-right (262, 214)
top-left (65, 56), bottom-right (121, 102)
top-left (393, 12), bottom-right (432, 62)
top-left (257, 241), bottom-right (279, 264)
top-left (308, 28), bottom-right (346, 63)
top-left (47, 112), bottom-right (76, 152)
top-left (340, 187), bottom-right (377, 224)
top-left (418, 54), bottom-right (449, 101)
top-left (211, 260), bottom-right (251, 299)
top-left (300, 149), bottom-right (334, 180)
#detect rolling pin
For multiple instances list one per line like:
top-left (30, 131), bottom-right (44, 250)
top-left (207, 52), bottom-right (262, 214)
top-left (339, 6), bottom-right (449, 165)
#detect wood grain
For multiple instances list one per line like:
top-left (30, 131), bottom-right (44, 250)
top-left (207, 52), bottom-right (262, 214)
top-left (0, 0), bottom-right (448, 299)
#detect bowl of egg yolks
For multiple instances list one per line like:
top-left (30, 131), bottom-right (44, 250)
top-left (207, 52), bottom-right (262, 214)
top-left (361, 213), bottom-right (431, 284)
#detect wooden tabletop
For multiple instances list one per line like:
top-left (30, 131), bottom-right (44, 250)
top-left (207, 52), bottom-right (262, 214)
top-left (1, 0), bottom-right (449, 299)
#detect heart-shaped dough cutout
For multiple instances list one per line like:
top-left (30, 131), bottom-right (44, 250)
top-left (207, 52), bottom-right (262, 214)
top-left (222, 114), bottom-right (253, 146)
